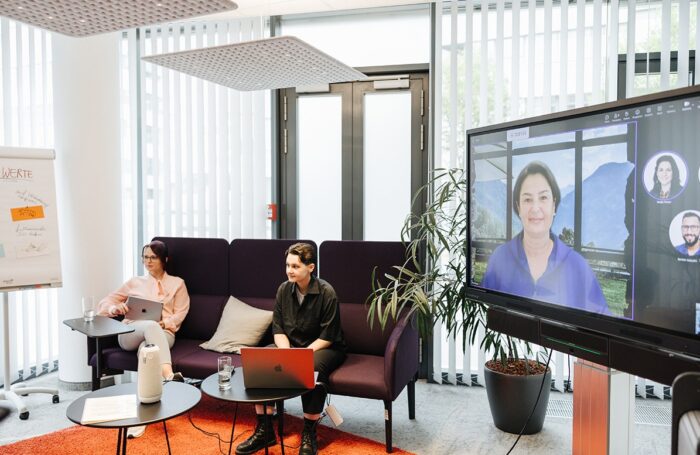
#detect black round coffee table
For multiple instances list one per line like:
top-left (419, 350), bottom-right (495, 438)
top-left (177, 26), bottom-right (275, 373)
top-left (201, 367), bottom-right (307, 455)
top-left (66, 381), bottom-right (201, 455)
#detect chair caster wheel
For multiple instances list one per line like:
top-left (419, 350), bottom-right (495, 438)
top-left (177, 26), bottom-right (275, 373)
top-left (20, 393), bottom-right (28, 397)
top-left (19, 411), bottom-right (29, 420)
top-left (52, 395), bottom-right (60, 404)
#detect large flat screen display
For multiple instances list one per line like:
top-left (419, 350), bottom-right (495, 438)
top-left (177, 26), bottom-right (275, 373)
top-left (467, 86), bottom-right (700, 357)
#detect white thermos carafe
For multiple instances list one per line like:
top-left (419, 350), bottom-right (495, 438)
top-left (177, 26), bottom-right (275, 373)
top-left (137, 343), bottom-right (162, 404)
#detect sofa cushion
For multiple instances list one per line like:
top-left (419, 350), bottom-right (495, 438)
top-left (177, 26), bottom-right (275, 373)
top-left (319, 240), bottom-right (409, 304)
top-left (229, 239), bottom-right (317, 298)
top-left (178, 294), bottom-right (229, 340)
top-left (175, 347), bottom-right (243, 379)
top-left (199, 296), bottom-right (273, 354)
top-left (339, 303), bottom-right (396, 356)
top-left (153, 237), bottom-right (230, 296)
top-left (327, 353), bottom-right (388, 400)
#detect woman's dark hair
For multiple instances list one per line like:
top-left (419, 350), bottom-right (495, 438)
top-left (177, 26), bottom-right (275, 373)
top-left (512, 160), bottom-right (561, 216)
top-left (285, 242), bottom-right (316, 267)
top-left (142, 240), bottom-right (168, 265)
top-left (652, 154), bottom-right (682, 196)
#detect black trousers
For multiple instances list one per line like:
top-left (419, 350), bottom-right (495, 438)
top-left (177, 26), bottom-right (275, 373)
top-left (301, 348), bottom-right (346, 415)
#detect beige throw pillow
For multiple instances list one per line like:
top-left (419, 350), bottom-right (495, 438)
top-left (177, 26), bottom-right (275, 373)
top-left (200, 296), bottom-right (273, 354)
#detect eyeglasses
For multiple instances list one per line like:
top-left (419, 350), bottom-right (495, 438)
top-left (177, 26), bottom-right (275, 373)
top-left (681, 225), bottom-right (700, 232)
top-left (142, 255), bottom-right (159, 262)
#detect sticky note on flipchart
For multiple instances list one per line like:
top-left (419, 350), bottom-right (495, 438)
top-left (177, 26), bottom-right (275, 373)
top-left (10, 205), bottom-right (45, 221)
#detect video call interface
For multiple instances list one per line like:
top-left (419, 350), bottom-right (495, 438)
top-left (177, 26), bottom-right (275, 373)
top-left (469, 94), bottom-right (700, 337)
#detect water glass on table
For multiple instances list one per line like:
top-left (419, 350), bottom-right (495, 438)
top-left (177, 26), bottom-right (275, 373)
top-left (218, 356), bottom-right (233, 390)
top-left (82, 296), bottom-right (95, 323)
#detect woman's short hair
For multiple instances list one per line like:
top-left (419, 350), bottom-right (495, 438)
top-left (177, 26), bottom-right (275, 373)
top-left (142, 240), bottom-right (168, 265)
top-left (285, 242), bottom-right (316, 267)
top-left (653, 154), bottom-right (681, 187)
top-left (512, 160), bottom-right (561, 216)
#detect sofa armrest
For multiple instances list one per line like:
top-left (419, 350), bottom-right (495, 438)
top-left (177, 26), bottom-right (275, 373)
top-left (383, 314), bottom-right (419, 400)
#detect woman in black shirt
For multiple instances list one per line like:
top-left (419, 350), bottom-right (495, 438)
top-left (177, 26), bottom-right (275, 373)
top-left (235, 243), bottom-right (346, 455)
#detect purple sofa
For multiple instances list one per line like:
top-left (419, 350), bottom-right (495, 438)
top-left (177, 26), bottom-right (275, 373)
top-left (87, 237), bottom-right (418, 453)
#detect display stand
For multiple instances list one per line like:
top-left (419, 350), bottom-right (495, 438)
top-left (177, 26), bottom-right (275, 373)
top-left (572, 359), bottom-right (635, 455)
top-left (0, 292), bottom-right (59, 420)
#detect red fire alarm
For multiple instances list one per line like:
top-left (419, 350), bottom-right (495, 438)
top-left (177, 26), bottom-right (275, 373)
top-left (267, 203), bottom-right (278, 221)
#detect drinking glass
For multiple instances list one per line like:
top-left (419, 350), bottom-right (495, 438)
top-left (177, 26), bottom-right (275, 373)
top-left (82, 296), bottom-right (96, 323)
top-left (218, 356), bottom-right (233, 390)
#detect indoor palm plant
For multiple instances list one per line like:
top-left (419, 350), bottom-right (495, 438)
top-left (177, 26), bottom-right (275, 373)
top-left (367, 167), bottom-right (551, 434)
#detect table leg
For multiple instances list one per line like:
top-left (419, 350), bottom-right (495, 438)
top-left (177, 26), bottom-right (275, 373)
top-left (93, 338), bottom-right (102, 391)
top-left (121, 427), bottom-right (128, 455)
top-left (164, 421), bottom-right (172, 455)
top-left (116, 428), bottom-right (122, 455)
top-left (277, 400), bottom-right (285, 455)
top-left (227, 403), bottom-right (239, 455)
top-left (263, 404), bottom-right (270, 455)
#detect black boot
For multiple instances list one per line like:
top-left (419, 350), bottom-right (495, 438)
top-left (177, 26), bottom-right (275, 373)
top-left (235, 414), bottom-right (276, 455)
top-left (299, 418), bottom-right (319, 455)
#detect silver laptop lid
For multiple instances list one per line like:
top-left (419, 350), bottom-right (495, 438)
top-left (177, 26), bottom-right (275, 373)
top-left (124, 296), bottom-right (162, 321)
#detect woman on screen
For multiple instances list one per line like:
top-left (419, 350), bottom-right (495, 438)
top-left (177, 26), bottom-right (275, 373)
top-left (481, 161), bottom-right (610, 315)
top-left (651, 154), bottom-right (683, 199)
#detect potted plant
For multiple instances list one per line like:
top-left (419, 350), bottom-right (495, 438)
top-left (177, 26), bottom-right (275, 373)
top-left (367, 168), bottom-right (551, 435)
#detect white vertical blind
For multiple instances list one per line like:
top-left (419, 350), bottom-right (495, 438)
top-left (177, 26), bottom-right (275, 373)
top-left (527, 0), bottom-right (536, 115)
top-left (512, 0), bottom-right (521, 118)
top-left (125, 18), bottom-right (270, 254)
top-left (660, 0), bottom-right (671, 89)
top-left (432, 0), bottom-right (444, 385)
top-left (677, 0), bottom-right (689, 88)
top-left (626, 0), bottom-right (636, 97)
top-left (0, 19), bottom-right (58, 387)
top-left (559, 0), bottom-right (568, 110)
top-left (576, 0), bottom-right (585, 107)
top-left (592, 0), bottom-right (603, 104)
top-left (543, 0), bottom-right (552, 112)
top-left (607, 0), bottom-right (619, 101)
top-left (495, 0), bottom-right (504, 123)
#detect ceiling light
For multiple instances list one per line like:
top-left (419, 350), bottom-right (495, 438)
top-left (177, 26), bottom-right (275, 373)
top-left (142, 36), bottom-right (367, 92)
top-left (0, 0), bottom-right (238, 37)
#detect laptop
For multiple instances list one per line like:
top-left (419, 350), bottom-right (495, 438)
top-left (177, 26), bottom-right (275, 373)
top-left (124, 296), bottom-right (162, 321)
top-left (240, 347), bottom-right (315, 389)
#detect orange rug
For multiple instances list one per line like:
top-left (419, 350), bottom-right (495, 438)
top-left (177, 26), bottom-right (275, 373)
top-left (2, 395), bottom-right (414, 454)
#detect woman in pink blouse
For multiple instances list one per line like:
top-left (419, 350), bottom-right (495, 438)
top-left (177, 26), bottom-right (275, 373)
top-left (97, 240), bottom-right (190, 382)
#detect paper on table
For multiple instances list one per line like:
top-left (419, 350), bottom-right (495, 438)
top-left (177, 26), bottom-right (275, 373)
top-left (81, 394), bottom-right (137, 424)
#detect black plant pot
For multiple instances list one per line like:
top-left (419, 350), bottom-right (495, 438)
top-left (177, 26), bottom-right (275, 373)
top-left (484, 364), bottom-right (552, 435)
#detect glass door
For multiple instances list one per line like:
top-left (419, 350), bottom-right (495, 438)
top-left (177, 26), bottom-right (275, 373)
top-left (279, 72), bottom-right (428, 244)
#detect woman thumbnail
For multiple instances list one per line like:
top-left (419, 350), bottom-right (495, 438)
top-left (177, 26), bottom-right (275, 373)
top-left (651, 154), bottom-right (683, 199)
top-left (481, 161), bottom-right (610, 315)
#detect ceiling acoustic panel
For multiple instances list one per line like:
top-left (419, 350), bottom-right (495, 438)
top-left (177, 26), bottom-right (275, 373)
top-left (142, 36), bottom-right (368, 91)
top-left (0, 0), bottom-right (238, 37)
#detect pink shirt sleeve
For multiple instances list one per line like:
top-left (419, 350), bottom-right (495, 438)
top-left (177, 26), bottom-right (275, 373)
top-left (161, 276), bottom-right (190, 334)
top-left (96, 278), bottom-right (136, 316)
top-left (96, 273), bottom-right (190, 335)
